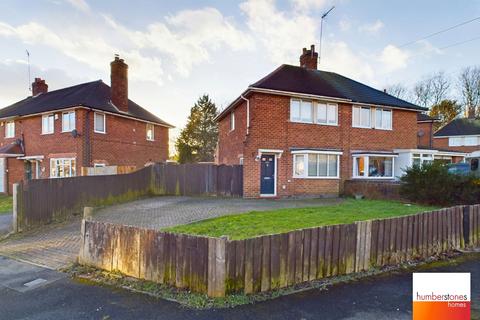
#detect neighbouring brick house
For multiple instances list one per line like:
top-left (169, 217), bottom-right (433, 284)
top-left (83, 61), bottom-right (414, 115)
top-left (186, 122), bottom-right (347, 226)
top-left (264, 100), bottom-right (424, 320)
top-left (216, 45), bottom-right (465, 198)
top-left (432, 118), bottom-right (480, 154)
top-left (0, 56), bottom-right (172, 194)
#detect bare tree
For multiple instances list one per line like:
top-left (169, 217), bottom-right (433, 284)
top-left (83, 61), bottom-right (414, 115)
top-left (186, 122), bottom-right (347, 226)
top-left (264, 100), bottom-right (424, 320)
top-left (458, 66), bottom-right (480, 118)
top-left (413, 72), bottom-right (450, 108)
top-left (385, 83), bottom-right (409, 100)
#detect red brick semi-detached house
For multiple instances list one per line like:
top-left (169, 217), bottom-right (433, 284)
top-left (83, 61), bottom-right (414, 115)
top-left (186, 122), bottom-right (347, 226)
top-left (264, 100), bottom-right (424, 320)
top-left (216, 45), bottom-right (464, 198)
top-left (0, 56), bottom-right (173, 194)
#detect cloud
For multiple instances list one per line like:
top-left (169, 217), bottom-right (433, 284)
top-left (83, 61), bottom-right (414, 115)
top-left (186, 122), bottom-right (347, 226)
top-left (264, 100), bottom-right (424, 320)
top-left (339, 19), bottom-right (351, 31)
top-left (379, 45), bottom-right (409, 72)
top-left (290, 0), bottom-right (328, 11)
top-left (240, 0), bottom-right (318, 64)
top-left (65, 0), bottom-right (90, 12)
top-left (359, 19), bottom-right (384, 34)
top-left (104, 7), bottom-right (254, 76)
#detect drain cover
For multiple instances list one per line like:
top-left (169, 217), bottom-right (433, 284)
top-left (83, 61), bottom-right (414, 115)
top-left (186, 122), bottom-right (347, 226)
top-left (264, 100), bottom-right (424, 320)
top-left (23, 278), bottom-right (47, 287)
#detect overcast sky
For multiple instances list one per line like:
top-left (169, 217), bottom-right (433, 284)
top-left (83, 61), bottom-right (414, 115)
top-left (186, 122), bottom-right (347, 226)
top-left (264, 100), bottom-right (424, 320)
top-left (1, 0), bottom-right (479, 144)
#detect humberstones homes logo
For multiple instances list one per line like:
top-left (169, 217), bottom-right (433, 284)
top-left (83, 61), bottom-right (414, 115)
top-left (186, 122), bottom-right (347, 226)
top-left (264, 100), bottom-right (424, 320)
top-left (413, 273), bottom-right (471, 320)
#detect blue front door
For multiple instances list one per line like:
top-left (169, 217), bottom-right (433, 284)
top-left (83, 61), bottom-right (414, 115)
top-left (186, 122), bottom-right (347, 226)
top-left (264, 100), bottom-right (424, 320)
top-left (260, 155), bottom-right (275, 195)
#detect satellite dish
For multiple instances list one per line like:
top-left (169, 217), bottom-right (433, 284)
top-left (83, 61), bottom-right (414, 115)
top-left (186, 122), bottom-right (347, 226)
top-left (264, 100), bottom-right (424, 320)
top-left (417, 129), bottom-right (425, 137)
top-left (71, 129), bottom-right (80, 138)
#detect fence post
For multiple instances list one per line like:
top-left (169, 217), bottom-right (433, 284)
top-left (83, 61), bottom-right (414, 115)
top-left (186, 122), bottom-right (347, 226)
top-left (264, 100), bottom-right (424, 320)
top-left (207, 237), bottom-right (226, 297)
top-left (463, 206), bottom-right (470, 247)
top-left (12, 183), bottom-right (19, 233)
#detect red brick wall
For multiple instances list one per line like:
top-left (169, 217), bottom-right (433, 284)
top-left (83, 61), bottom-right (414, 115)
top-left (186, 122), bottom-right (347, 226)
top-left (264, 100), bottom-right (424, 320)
top-left (0, 107), bottom-right (169, 193)
top-left (217, 100), bottom-right (247, 165)
top-left (417, 122), bottom-right (434, 148)
top-left (433, 137), bottom-right (479, 153)
top-left (218, 93), bottom-right (418, 198)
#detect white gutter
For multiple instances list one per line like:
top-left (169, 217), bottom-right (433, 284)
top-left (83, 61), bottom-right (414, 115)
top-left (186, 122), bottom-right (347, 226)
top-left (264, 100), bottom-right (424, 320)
top-left (240, 95), bottom-right (250, 135)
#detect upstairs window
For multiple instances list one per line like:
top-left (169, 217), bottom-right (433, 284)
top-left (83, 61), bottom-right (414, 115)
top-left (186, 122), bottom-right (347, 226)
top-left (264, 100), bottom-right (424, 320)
top-left (230, 112), bottom-right (235, 131)
top-left (375, 108), bottom-right (392, 130)
top-left (291, 99), bottom-right (337, 125)
top-left (316, 103), bottom-right (338, 125)
top-left (94, 112), bottom-right (106, 133)
top-left (146, 123), bottom-right (154, 141)
top-left (5, 121), bottom-right (14, 138)
top-left (448, 136), bottom-right (480, 147)
top-left (62, 111), bottom-right (76, 132)
top-left (353, 106), bottom-right (392, 130)
top-left (352, 106), bottom-right (371, 128)
top-left (42, 114), bottom-right (54, 134)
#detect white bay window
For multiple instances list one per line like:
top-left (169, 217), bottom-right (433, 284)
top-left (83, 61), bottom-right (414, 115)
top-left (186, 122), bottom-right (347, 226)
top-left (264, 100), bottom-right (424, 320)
top-left (293, 152), bottom-right (340, 178)
top-left (353, 155), bottom-right (395, 179)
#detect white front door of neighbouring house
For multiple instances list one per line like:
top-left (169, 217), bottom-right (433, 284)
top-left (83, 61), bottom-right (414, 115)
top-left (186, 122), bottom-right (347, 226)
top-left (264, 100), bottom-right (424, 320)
top-left (0, 158), bottom-right (5, 193)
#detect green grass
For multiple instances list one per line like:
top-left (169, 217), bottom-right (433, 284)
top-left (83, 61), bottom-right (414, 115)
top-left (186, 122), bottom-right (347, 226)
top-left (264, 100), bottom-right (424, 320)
top-left (0, 195), bottom-right (12, 214)
top-left (166, 199), bottom-right (437, 240)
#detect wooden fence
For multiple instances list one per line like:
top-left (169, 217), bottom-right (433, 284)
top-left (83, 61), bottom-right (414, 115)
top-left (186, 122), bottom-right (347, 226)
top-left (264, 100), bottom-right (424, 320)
top-left (15, 163), bottom-right (243, 232)
top-left (79, 204), bottom-right (480, 297)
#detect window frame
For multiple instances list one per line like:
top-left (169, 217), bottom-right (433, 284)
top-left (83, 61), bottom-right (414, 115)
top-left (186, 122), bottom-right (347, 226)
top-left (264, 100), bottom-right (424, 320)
top-left (352, 155), bottom-right (395, 179)
top-left (42, 114), bottom-right (55, 135)
top-left (61, 111), bottom-right (76, 133)
top-left (94, 112), bottom-right (106, 134)
top-left (292, 152), bottom-right (340, 179)
top-left (146, 123), bottom-right (155, 141)
top-left (5, 120), bottom-right (15, 138)
top-left (290, 99), bottom-right (338, 126)
top-left (230, 112), bottom-right (235, 131)
top-left (448, 136), bottom-right (480, 147)
top-left (352, 106), bottom-right (393, 130)
top-left (50, 157), bottom-right (76, 178)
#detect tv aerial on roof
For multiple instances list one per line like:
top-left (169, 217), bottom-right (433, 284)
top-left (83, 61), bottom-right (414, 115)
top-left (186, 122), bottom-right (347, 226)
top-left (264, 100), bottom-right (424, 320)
top-left (319, 6), bottom-right (335, 68)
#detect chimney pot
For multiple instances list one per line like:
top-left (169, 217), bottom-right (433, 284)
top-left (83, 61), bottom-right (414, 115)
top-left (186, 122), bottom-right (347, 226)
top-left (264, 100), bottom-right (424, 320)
top-left (32, 78), bottom-right (48, 96)
top-left (110, 55), bottom-right (129, 112)
top-left (299, 45), bottom-right (318, 70)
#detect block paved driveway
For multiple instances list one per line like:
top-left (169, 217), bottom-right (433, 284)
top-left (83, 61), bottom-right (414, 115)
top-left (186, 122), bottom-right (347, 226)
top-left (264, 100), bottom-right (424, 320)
top-left (0, 196), bottom-right (341, 270)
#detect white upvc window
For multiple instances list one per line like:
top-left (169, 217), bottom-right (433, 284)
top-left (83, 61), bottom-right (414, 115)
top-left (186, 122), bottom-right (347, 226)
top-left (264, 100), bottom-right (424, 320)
top-left (62, 111), bottom-right (76, 132)
top-left (50, 158), bottom-right (76, 178)
top-left (293, 153), bottom-right (340, 178)
top-left (375, 108), bottom-right (392, 130)
top-left (412, 153), bottom-right (434, 166)
top-left (230, 112), bottom-right (235, 131)
top-left (290, 99), bottom-right (338, 125)
top-left (316, 103), bottom-right (338, 125)
top-left (146, 123), bottom-right (155, 141)
top-left (5, 121), bottom-right (15, 138)
top-left (448, 136), bottom-right (480, 147)
top-left (353, 155), bottom-right (395, 179)
top-left (42, 114), bottom-right (54, 134)
top-left (94, 112), bottom-right (106, 133)
top-left (353, 106), bottom-right (393, 130)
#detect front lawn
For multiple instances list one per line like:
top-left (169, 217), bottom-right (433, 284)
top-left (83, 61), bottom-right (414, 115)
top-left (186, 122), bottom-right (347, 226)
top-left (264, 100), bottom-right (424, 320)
top-left (166, 199), bottom-right (437, 240)
top-left (0, 195), bottom-right (12, 214)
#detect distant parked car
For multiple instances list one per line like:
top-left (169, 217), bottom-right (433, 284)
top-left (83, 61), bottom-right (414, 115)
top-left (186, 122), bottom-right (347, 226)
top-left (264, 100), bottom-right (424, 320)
top-left (448, 155), bottom-right (480, 176)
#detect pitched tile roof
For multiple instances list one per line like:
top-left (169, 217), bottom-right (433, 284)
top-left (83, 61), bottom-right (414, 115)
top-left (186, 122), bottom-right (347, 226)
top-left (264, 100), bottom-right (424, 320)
top-left (434, 118), bottom-right (480, 137)
top-left (417, 113), bottom-right (440, 122)
top-left (251, 65), bottom-right (424, 110)
top-left (217, 64), bottom-right (425, 120)
top-left (0, 80), bottom-right (173, 127)
top-left (0, 140), bottom-right (24, 157)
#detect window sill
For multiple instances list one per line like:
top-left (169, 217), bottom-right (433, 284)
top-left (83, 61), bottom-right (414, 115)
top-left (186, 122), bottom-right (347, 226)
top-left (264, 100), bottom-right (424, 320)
top-left (61, 129), bottom-right (76, 133)
top-left (147, 139), bottom-right (155, 142)
top-left (293, 176), bottom-right (340, 180)
top-left (94, 130), bottom-right (106, 134)
top-left (290, 120), bottom-right (339, 126)
top-left (351, 176), bottom-right (395, 180)
top-left (41, 132), bottom-right (54, 135)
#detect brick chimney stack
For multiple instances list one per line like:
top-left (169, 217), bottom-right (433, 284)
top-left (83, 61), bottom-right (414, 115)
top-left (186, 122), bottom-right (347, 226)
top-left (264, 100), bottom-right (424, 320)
top-left (299, 45), bottom-right (318, 70)
top-left (110, 55), bottom-right (128, 112)
top-left (32, 78), bottom-right (48, 96)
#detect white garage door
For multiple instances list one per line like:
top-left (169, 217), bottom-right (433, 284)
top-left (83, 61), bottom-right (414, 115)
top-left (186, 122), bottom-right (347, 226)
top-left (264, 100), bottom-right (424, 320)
top-left (0, 158), bottom-right (5, 193)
